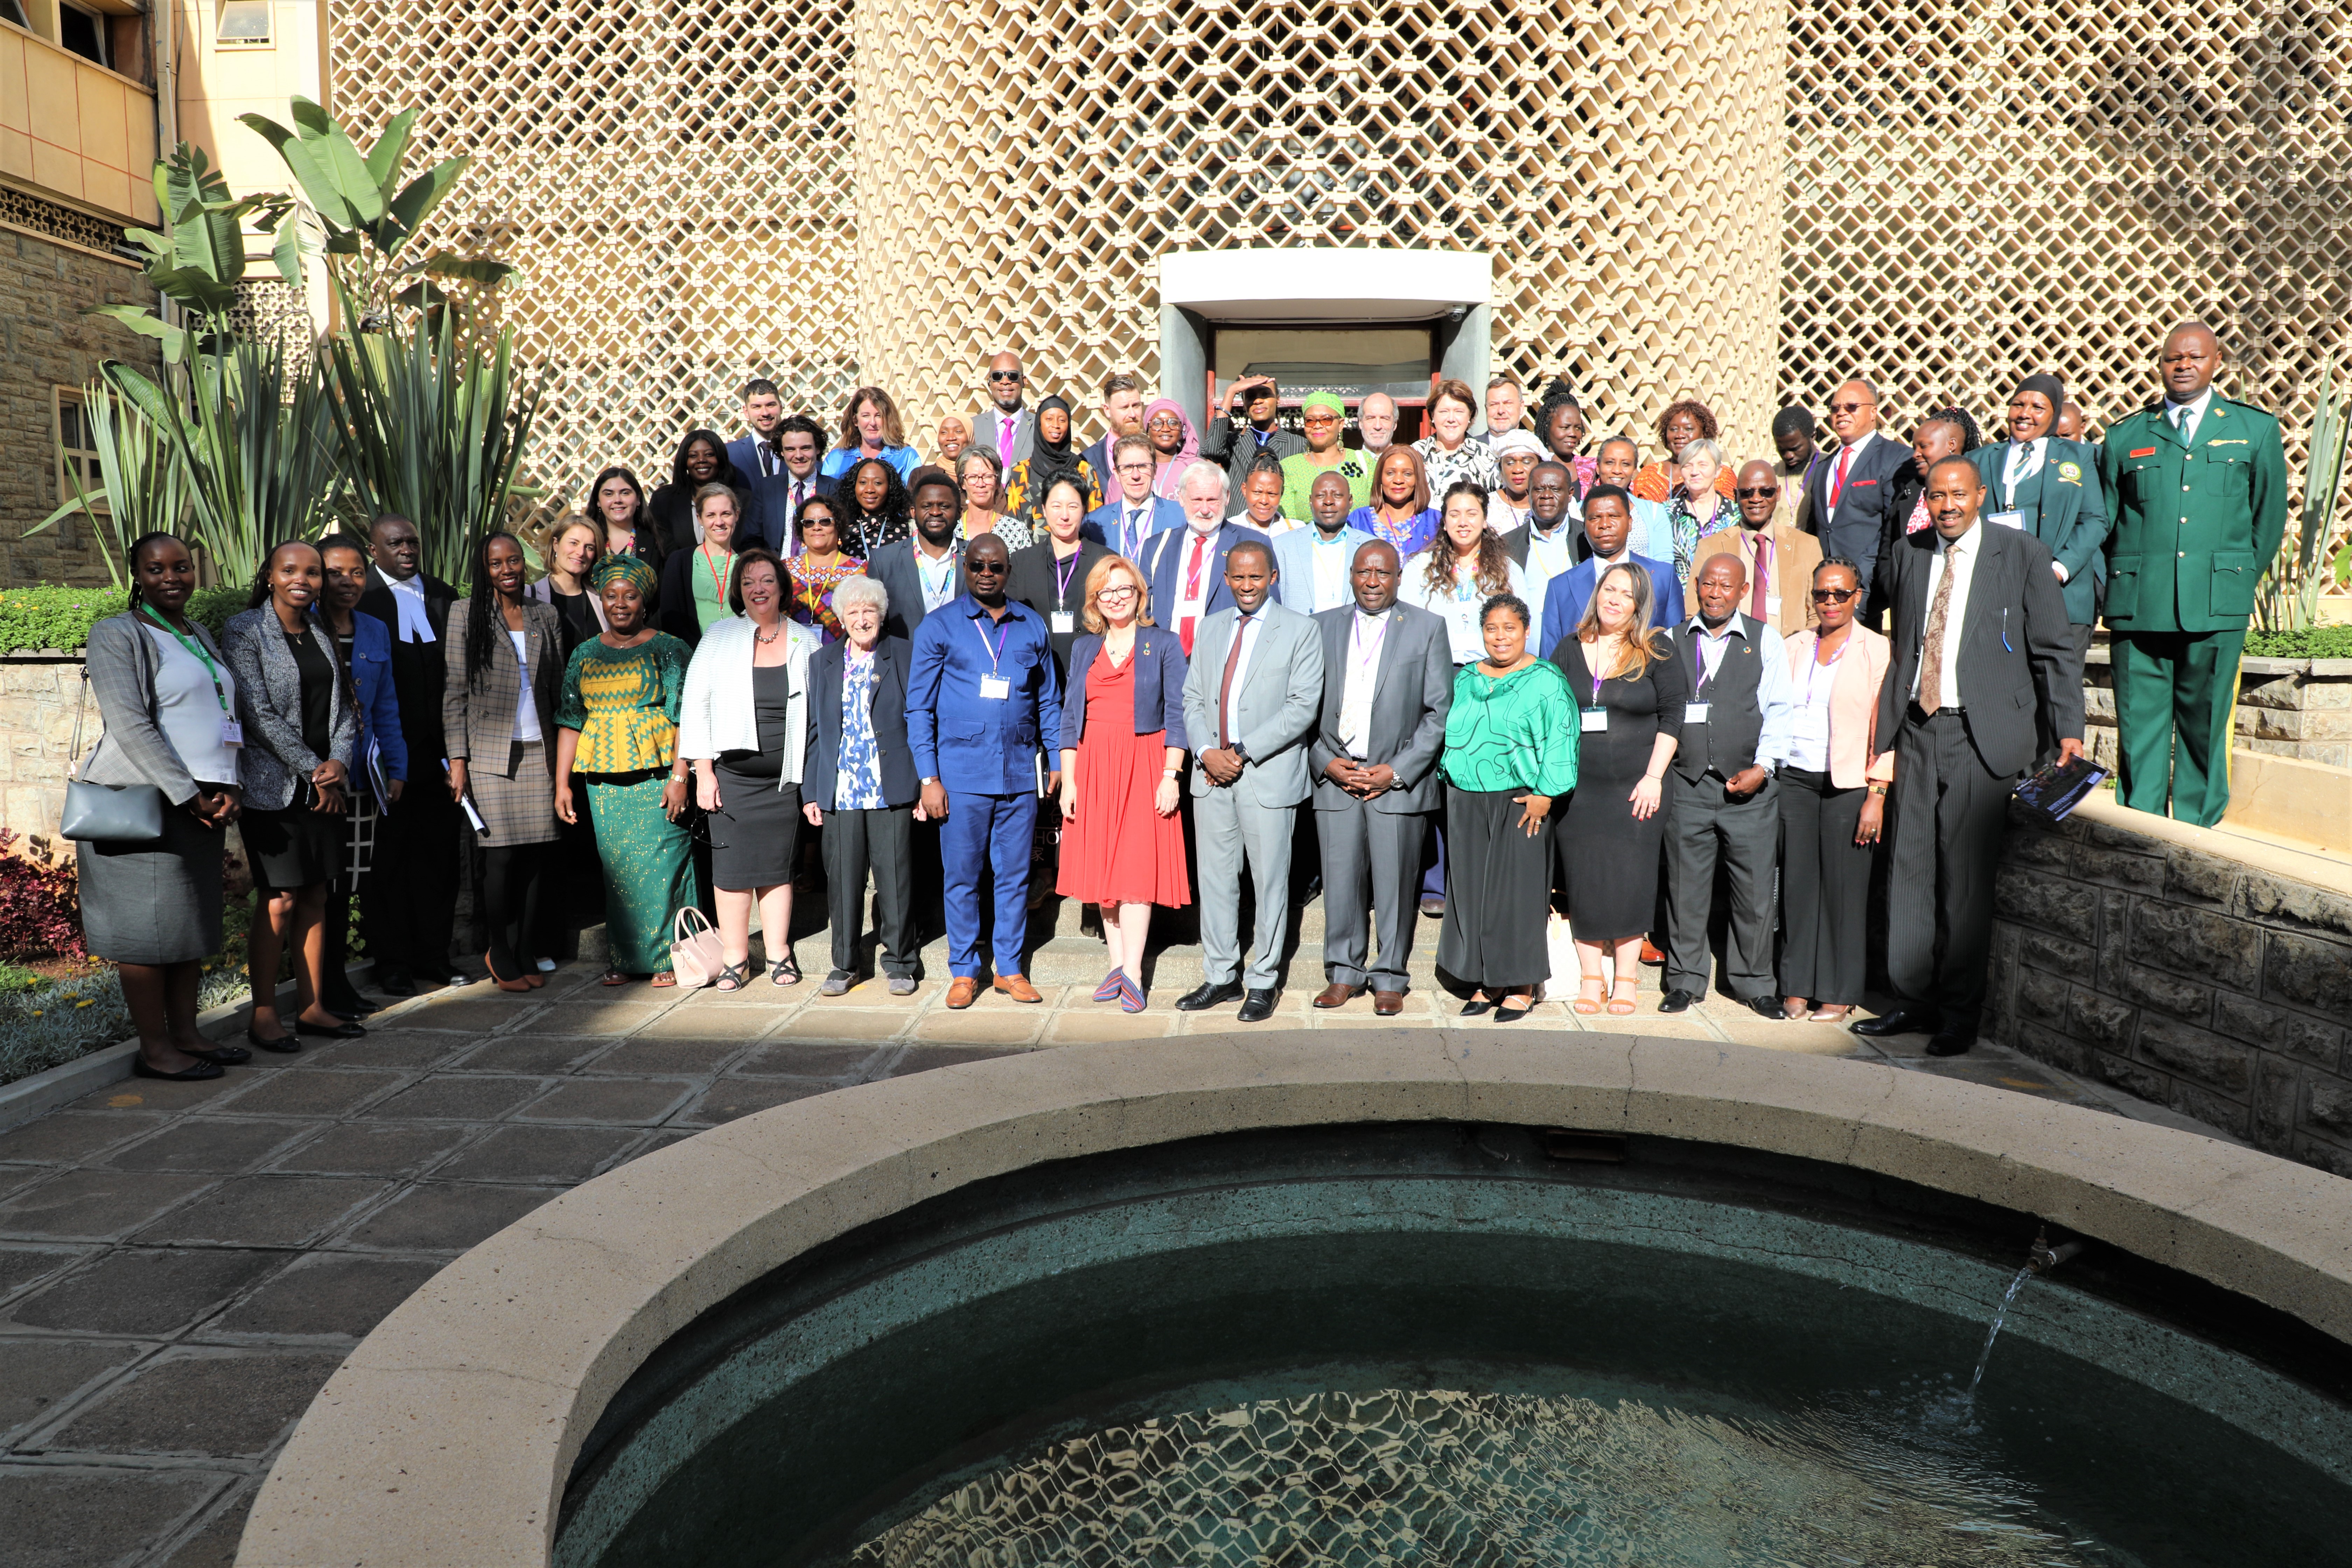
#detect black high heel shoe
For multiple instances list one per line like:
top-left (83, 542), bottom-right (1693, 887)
top-left (295, 1016), bottom-right (367, 1040)
top-left (244, 1023), bottom-right (302, 1055)
top-left (133, 1057), bottom-right (225, 1081)
top-left (189, 1043), bottom-right (252, 1065)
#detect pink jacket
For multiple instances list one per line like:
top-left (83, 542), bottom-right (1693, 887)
top-left (1783, 625), bottom-right (1894, 788)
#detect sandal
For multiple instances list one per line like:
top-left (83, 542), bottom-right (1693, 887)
top-left (1572, 977), bottom-right (1605, 1016)
top-left (649, 971), bottom-right (678, 988)
top-left (770, 953), bottom-right (801, 987)
top-left (1606, 979), bottom-right (1639, 1016)
top-left (714, 960), bottom-right (748, 993)
top-left (601, 968), bottom-right (631, 987)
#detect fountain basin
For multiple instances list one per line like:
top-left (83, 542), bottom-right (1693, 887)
top-left (236, 1033), bottom-right (2352, 1567)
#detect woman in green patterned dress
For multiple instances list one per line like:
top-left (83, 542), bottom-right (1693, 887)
top-left (554, 555), bottom-right (700, 986)
top-left (1436, 592), bottom-right (1578, 1022)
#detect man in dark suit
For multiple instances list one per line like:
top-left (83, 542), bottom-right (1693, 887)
top-left (1854, 457), bottom-right (2085, 1057)
top-left (724, 377), bottom-right (786, 483)
top-left (1136, 462), bottom-right (1271, 657)
top-left (1086, 434), bottom-right (1185, 559)
top-left (354, 513), bottom-right (465, 994)
top-left (968, 351), bottom-right (1034, 472)
top-left (1804, 378), bottom-right (1911, 606)
top-left (1079, 371), bottom-right (1147, 483)
top-left (742, 413), bottom-right (835, 555)
top-left (867, 471), bottom-right (967, 642)
top-left (1500, 460), bottom-right (1582, 637)
top-left (1306, 540), bottom-right (1452, 1015)
top-left (1535, 486), bottom-right (1678, 659)
top-left (1199, 373), bottom-right (1306, 495)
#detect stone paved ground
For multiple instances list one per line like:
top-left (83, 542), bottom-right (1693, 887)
top-left (0, 933), bottom-right (2230, 1568)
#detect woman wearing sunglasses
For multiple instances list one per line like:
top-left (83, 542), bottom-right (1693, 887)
top-left (1774, 557), bottom-right (1892, 1023)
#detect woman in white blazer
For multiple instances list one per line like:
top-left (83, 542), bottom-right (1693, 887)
top-left (678, 548), bottom-right (822, 988)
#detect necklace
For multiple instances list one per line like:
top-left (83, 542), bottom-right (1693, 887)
top-left (753, 622), bottom-right (780, 645)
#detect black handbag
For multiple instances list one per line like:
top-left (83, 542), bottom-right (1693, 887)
top-left (59, 669), bottom-right (168, 843)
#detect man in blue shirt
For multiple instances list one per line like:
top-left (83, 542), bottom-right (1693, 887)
top-left (1272, 470), bottom-right (1374, 615)
top-left (907, 534), bottom-right (1064, 1009)
top-left (1535, 485), bottom-right (1678, 659)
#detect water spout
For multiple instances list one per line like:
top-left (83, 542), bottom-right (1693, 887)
top-left (1968, 1230), bottom-right (2084, 1397)
top-left (2029, 1233), bottom-right (2084, 1274)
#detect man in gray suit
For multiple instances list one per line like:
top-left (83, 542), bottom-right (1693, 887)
top-left (968, 350), bottom-right (1033, 471)
top-left (1176, 539), bottom-right (1325, 1022)
top-left (1307, 540), bottom-right (1453, 1015)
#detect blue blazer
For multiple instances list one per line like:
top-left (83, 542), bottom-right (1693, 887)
top-left (1271, 523), bottom-right (1376, 614)
top-left (330, 609), bottom-right (408, 791)
top-left (741, 470), bottom-right (837, 555)
top-left (1058, 626), bottom-right (1190, 752)
top-left (1536, 552), bottom-right (1679, 660)
top-left (1136, 521), bottom-right (1272, 630)
top-left (906, 595), bottom-right (1065, 792)
top-left (1085, 495), bottom-right (1185, 559)
top-left (802, 636), bottom-right (919, 810)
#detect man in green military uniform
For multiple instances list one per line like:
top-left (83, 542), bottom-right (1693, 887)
top-left (2097, 322), bottom-right (2288, 826)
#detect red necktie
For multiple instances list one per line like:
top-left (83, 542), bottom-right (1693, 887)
top-left (1829, 445), bottom-right (1854, 512)
top-left (1179, 533), bottom-right (1210, 655)
top-left (1749, 535), bottom-right (1772, 621)
top-left (1218, 614), bottom-right (1251, 748)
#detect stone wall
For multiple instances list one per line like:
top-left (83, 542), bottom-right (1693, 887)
top-left (0, 656), bottom-right (89, 857)
top-left (2084, 646), bottom-right (2352, 771)
top-left (1989, 796), bottom-right (2352, 1175)
top-left (0, 221), bottom-right (163, 589)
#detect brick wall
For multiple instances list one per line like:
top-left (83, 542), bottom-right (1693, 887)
top-left (2084, 648), bottom-right (2352, 771)
top-left (1989, 798), bottom-right (2352, 1175)
top-left (0, 224), bottom-right (164, 589)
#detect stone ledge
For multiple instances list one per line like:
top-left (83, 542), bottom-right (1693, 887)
top-left (238, 1032), bottom-right (2352, 1568)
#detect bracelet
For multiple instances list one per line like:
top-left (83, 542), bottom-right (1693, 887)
top-left (1867, 783), bottom-right (1888, 796)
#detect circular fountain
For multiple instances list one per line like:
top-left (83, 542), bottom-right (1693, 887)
top-left (235, 1034), bottom-right (2352, 1568)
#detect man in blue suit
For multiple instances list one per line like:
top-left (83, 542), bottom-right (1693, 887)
top-left (1272, 469), bottom-right (1374, 615)
top-left (1085, 434), bottom-right (1185, 558)
top-left (1535, 485), bottom-right (1678, 659)
top-left (741, 413), bottom-right (835, 555)
top-left (1135, 460), bottom-right (1271, 657)
top-left (906, 533), bottom-right (1064, 1011)
top-left (724, 378), bottom-right (786, 483)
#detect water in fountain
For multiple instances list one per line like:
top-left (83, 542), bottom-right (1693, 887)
top-left (1969, 1264), bottom-right (2038, 1398)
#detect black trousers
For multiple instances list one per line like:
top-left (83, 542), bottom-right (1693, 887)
top-left (359, 785), bottom-right (459, 978)
top-left (824, 804), bottom-right (918, 979)
top-left (1777, 766), bottom-right (1870, 1006)
top-left (1887, 708), bottom-right (2012, 1033)
top-left (1661, 771), bottom-right (1779, 1002)
top-left (479, 842), bottom-right (548, 976)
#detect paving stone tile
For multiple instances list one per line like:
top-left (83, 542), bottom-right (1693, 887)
top-left (0, 1171), bottom-right (216, 1240)
top-left (587, 1035), bottom-right (756, 1076)
top-left (911, 1009), bottom-right (1046, 1044)
top-left (733, 1040), bottom-right (885, 1078)
top-left (359, 1075), bottom-right (550, 1122)
top-left (676, 1077), bottom-right (834, 1126)
top-left (0, 1464), bottom-right (230, 1568)
top-left (67, 1071), bottom-right (241, 1115)
top-left (156, 1483), bottom-right (257, 1568)
top-left (132, 1176), bottom-right (393, 1249)
top-left (291, 1031), bottom-right (474, 1070)
top-left (46, 1347), bottom-right (347, 1457)
top-left (434, 1125), bottom-right (643, 1184)
top-left (513, 1077), bottom-right (697, 1125)
top-left (800, 977), bottom-right (941, 1006)
top-left (880, 1046), bottom-right (1026, 1074)
top-left (781, 1007), bottom-right (909, 1041)
top-left (509, 1000), bottom-right (664, 1036)
top-left (262, 1122), bottom-right (468, 1177)
top-left (383, 994), bottom-right (545, 1034)
top-left (0, 1337), bottom-right (150, 1442)
top-left (0, 1113), bottom-right (166, 1166)
top-left (0, 1163), bottom-right (47, 1201)
top-left (338, 1182), bottom-right (567, 1253)
top-left (451, 1034), bottom-right (616, 1073)
top-left (5, 1248), bottom-right (288, 1336)
top-left (209, 1069), bottom-right (408, 1118)
top-left (95, 1118), bottom-right (315, 1174)
top-left (631, 1004), bottom-right (797, 1039)
top-left (1044, 1010), bottom-right (1180, 1043)
top-left (0, 1244), bottom-right (91, 1305)
top-left (210, 1253), bottom-right (444, 1339)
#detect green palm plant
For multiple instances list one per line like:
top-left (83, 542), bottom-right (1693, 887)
top-left (25, 378), bottom-right (194, 588)
top-left (2259, 358), bottom-right (2352, 632)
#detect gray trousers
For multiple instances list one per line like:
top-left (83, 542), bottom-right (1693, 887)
top-left (1194, 784), bottom-right (1296, 989)
top-left (1662, 770), bottom-right (1780, 1002)
top-left (1317, 795), bottom-right (1426, 992)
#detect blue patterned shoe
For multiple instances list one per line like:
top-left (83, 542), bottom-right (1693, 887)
top-left (1094, 968), bottom-right (1127, 1004)
top-left (1119, 973), bottom-right (1148, 1014)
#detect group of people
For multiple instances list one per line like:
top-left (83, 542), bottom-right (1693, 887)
top-left (71, 318), bottom-right (2283, 1077)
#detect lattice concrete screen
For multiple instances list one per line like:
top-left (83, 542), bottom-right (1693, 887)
top-left (321, 0), bottom-right (2351, 550)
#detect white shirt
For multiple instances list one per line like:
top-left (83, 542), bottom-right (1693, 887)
top-left (385, 572), bottom-right (435, 643)
top-left (1786, 637), bottom-right (1842, 772)
top-left (2165, 386), bottom-right (2216, 445)
top-left (1998, 436), bottom-right (2046, 507)
top-left (1231, 509), bottom-right (1296, 535)
top-left (1910, 523), bottom-right (1982, 710)
top-left (507, 629), bottom-right (542, 743)
top-left (1823, 428), bottom-right (1882, 528)
top-left (1682, 612), bottom-right (1797, 772)
top-left (1485, 495), bottom-right (1531, 533)
top-left (1218, 608), bottom-right (1267, 747)
top-left (778, 471), bottom-right (821, 550)
top-left (142, 625), bottom-right (241, 786)
top-left (1171, 525), bottom-right (1219, 636)
top-left (915, 542), bottom-right (959, 611)
top-left (1520, 517), bottom-right (1579, 637)
top-left (1337, 607), bottom-right (1390, 756)
top-left (1401, 551), bottom-right (1530, 665)
top-left (1303, 527), bottom-right (1358, 614)
top-left (1113, 499), bottom-right (1157, 558)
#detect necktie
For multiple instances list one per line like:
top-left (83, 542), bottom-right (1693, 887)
top-left (2173, 404), bottom-right (2194, 444)
top-left (1918, 545), bottom-right (1957, 715)
top-left (1829, 444), bottom-right (1854, 512)
top-left (1179, 532), bottom-right (1211, 654)
top-left (1749, 534), bottom-right (1772, 621)
top-left (998, 413), bottom-right (1017, 467)
top-left (1218, 614), bottom-right (1251, 748)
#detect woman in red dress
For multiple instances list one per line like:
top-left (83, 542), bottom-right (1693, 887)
top-left (1055, 555), bottom-right (1191, 1011)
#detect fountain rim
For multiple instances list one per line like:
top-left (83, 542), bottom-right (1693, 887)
top-left (236, 1030), bottom-right (2352, 1568)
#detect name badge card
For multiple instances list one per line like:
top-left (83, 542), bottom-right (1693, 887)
top-left (1050, 611), bottom-right (1076, 635)
top-left (1685, 702), bottom-right (1711, 724)
top-left (1580, 706), bottom-right (1609, 734)
top-left (219, 718), bottom-right (245, 747)
top-left (1764, 595), bottom-right (1782, 618)
top-left (1988, 509), bottom-right (2026, 530)
top-left (980, 676), bottom-right (1011, 699)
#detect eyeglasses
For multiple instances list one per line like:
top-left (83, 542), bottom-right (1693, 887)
top-left (1734, 486), bottom-right (1779, 498)
top-left (986, 370), bottom-right (1021, 383)
top-left (1830, 400), bottom-right (1873, 414)
top-left (1811, 587), bottom-right (1858, 603)
top-left (1098, 586), bottom-right (1138, 600)
top-left (967, 560), bottom-right (1009, 575)
top-left (1116, 462), bottom-right (1153, 476)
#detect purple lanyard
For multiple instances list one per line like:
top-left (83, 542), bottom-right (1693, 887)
top-left (971, 614), bottom-right (1009, 676)
top-left (1053, 549), bottom-right (1082, 603)
top-left (1804, 635), bottom-right (1849, 706)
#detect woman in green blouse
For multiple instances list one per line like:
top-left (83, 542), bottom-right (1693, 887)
top-left (554, 555), bottom-right (700, 985)
top-left (1437, 592), bottom-right (1578, 1021)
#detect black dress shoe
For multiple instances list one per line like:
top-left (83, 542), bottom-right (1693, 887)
top-left (1925, 1031), bottom-right (1974, 1057)
top-left (1175, 980), bottom-right (1244, 1012)
top-left (1458, 996), bottom-right (1494, 1017)
top-left (189, 1043), bottom-right (251, 1066)
top-left (295, 1017), bottom-right (367, 1040)
top-left (133, 1057), bottom-right (224, 1081)
top-left (325, 992), bottom-right (380, 1017)
top-left (1657, 988), bottom-right (1697, 1014)
top-left (1237, 988), bottom-right (1279, 1023)
top-left (245, 1025), bottom-right (302, 1055)
top-left (1492, 996), bottom-right (1535, 1023)
top-left (1850, 1007), bottom-right (1941, 1038)
top-left (1744, 995), bottom-right (1786, 1020)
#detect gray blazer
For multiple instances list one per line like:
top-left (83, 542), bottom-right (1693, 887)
top-left (79, 612), bottom-right (230, 805)
top-left (220, 606), bottom-right (359, 812)
top-left (967, 406), bottom-right (1034, 469)
top-left (441, 601), bottom-right (563, 776)
top-left (1180, 600), bottom-right (1325, 808)
top-left (1306, 602), bottom-right (1454, 815)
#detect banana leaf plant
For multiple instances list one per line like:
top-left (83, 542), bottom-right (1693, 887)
top-left (89, 142), bottom-right (301, 363)
top-left (24, 376), bottom-right (196, 588)
top-left (2259, 357), bottom-right (2352, 632)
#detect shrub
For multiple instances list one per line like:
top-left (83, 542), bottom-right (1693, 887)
top-left (2244, 625), bottom-right (2352, 660)
top-left (0, 832), bottom-right (83, 962)
top-left (0, 583), bottom-right (246, 653)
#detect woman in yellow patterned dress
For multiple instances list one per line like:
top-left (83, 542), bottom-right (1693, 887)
top-left (553, 555), bottom-right (700, 986)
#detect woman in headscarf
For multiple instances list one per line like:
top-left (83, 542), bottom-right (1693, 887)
top-left (647, 430), bottom-right (753, 561)
top-left (834, 455), bottom-right (913, 560)
top-left (999, 395), bottom-right (1102, 524)
top-left (1278, 391), bottom-right (1373, 520)
top-left (1143, 396), bottom-right (1200, 500)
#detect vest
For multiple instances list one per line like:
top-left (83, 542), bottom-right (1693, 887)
top-left (1671, 619), bottom-right (1766, 782)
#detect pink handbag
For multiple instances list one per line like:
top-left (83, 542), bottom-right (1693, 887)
top-left (668, 907), bottom-right (725, 988)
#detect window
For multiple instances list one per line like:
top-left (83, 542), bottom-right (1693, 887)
top-left (216, 0), bottom-right (272, 47)
top-left (58, 1), bottom-right (107, 66)
top-left (0, 2), bottom-right (28, 34)
top-left (55, 387), bottom-right (106, 517)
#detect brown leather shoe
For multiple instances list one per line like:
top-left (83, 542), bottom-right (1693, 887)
top-left (1314, 982), bottom-right (1362, 1009)
top-left (945, 977), bottom-right (980, 1010)
top-left (993, 973), bottom-right (1044, 1003)
top-left (1373, 990), bottom-right (1405, 1016)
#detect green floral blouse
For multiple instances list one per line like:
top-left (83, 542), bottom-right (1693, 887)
top-left (1442, 657), bottom-right (1579, 795)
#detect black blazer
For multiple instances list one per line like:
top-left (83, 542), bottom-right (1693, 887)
top-left (803, 636), bottom-right (919, 810)
top-left (646, 479), bottom-right (753, 571)
top-left (1876, 522), bottom-right (2085, 778)
top-left (867, 538), bottom-right (967, 643)
top-left (356, 570), bottom-right (460, 762)
top-left (1007, 538), bottom-right (1111, 673)
top-left (657, 543), bottom-right (739, 649)
top-left (1804, 432), bottom-right (1912, 595)
top-left (741, 470), bottom-right (837, 555)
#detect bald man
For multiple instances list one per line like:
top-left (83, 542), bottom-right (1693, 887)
top-left (968, 350), bottom-right (1033, 470)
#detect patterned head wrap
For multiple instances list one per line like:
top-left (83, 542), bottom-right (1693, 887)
top-left (590, 553), bottom-right (658, 597)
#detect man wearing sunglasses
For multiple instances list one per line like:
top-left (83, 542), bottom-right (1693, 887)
top-left (1692, 460), bottom-right (1825, 638)
top-left (1802, 378), bottom-right (1910, 609)
top-left (967, 351), bottom-right (1034, 472)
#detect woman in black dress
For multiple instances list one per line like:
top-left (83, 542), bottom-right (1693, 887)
top-left (647, 429), bottom-right (752, 563)
top-left (1551, 561), bottom-right (1685, 1016)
